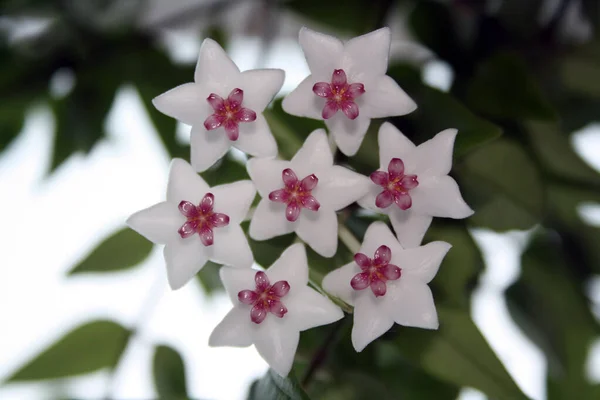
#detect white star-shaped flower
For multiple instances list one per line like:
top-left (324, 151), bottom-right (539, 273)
top-left (209, 243), bottom-right (344, 377)
top-left (153, 38), bottom-right (284, 172)
top-left (282, 27), bottom-right (416, 157)
top-left (246, 129), bottom-right (370, 257)
top-left (359, 122), bottom-right (474, 248)
top-left (126, 159), bottom-right (255, 290)
top-left (322, 222), bottom-right (450, 352)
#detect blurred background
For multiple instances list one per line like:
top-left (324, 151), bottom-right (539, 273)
top-left (1, 0), bottom-right (600, 399)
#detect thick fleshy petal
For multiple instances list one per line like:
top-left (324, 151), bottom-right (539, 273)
top-left (351, 272), bottom-right (370, 290)
top-left (238, 69), bottom-right (285, 111)
top-left (210, 180), bottom-right (256, 224)
top-left (164, 238), bottom-right (208, 290)
top-left (370, 278), bottom-right (387, 297)
top-left (300, 195), bottom-right (320, 212)
top-left (359, 221), bottom-right (404, 259)
top-left (351, 294), bottom-right (394, 352)
top-left (267, 243), bottom-right (309, 289)
top-left (209, 213), bottom-right (230, 227)
top-left (378, 123), bottom-right (416, 172)
top-left (247, 157), bottom-right (291, 198)
top-left (199, 226), bottom-right (214, 246)
top-left (210, 225), bottom-right (253, 268)
top-left (238, 290), bottom-right (258, 305)
top-left (290, 129), bottom-right (334, 176)
top-left (313, 82), bottom-right (332, 98)
top-left (385, 279), bottom-right (439, 329)
top-left (269, 300), bottom-right (288, 318)
top-left (300, 174), bottom-right (318, 191)
top-left (206, 93), bottom-right (226, 112)
top-left (235, 114), bottom-right (278, 158)
top-left (254, 320), bottom-right (300, 377)
top-left (220, 266), bottom-right (260, 303)
top-left (409, 129), bottom-right (457, 177)
top-left (271, 281), bottom-right (290, 297)
top-left (374, 245), bottom-right (391, 265)
top-left (370, 171), bottom-right (388, 186)
top-left (343, 27), bottom-right (391, 78)
top-left (315, 166), bottom-right (370, 211)
top-left (178, 201), bottom-right (198, 218)
top-left (326, 113), bottom-right (371, 156)
top-left (126, 202), bottom-right (183, 244)
top-left (389, 210), bottom-right (433, 249)
top-left (178, 220), bottom-right (199, 239)
top-left (236, 108), bottom-right (256, 122)
top-left (341, 101), bottom-right (359, 120)
top-left (361, 75), bottom-right (417, 119)
top-left (251, 303), bottom-right (268, 324)
top-left (400, 174), bottom-right (419, 189)
top-left (208, 307), bottom-right (253, 347)
top-left (190, 125), bottom-right (231, 173)
top-left (255, 271), bottom-right (270, 291)
top-left (167, 158), bottom-right (211, 204)
top-left (152, 83), bottom-right (208, 126)
top-left (331, 69), bottom-right (347, 86)
top-left (200, 193), bottom-right (214, 213)
top-left (375, 190), bottom-right (394, 208)
top-left (354, 253), bottom-right (371, 269)
top-left (322, 262), bottom-right (359, 305)
top-left (281, 76), bottom-right (323, 119)
top-left (194, 38), bottom-right (240, 85)
top-left (394, 192), bottom-right (412, 210)
top-left (382, 264), bottom-right (401, 280)
top-left (228, 88), bottom-right (244, 108)
top-left (347, 83), bottom-right (365, 98)
top-left (285, 287), bottom-right (344, 332)
top-left (296, 209), bottom-right (338, 257)
top-left (269, 189), bottom-right (290, 203)
top-left (395, 241), bottom-right (451, 284)
top-left (224, 120), bottom-right (240, 141)
top-left (286, 202), bottom-right (301, 222)
top-left (282, 168), bottom-right (298, 188)
top-left (248, 199), bottom-right (295, 241)
top-left (388, 158), bottom-right (405, 180)
top-left (410, 175), bottom-right (474, 218)
top-left (322, 101), bottom-right (339, 119)
top-left (298, 27), bottom-right (344, 78)
top-left (203, 114), bottom-right (225, 131)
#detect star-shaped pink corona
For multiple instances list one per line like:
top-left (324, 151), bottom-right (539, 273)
top-left (312, 69), bottom-right (365, 120)
top-left (203, 88), bottom-right (257, 141)
top-left (370, 158), bottom-right (419, 210)
top-left (268, 168), bottom-right (320, 222)
top-left (351, 245), bottom-right (401, 297)
top-left (238, 271), bottom-right (290, 324)
top-left (178, 193), bottom-right (230, 246)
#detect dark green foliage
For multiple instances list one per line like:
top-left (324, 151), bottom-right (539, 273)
top-left (153, 345), bottom-right (189, 399)
top-left (248, 369), bottom-right (310, 400)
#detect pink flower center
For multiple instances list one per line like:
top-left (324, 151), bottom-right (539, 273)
top-left (370, 158), bottom-right (419, 210)
top-left (268, 168), bottom-right (320, 222)
top-left (203, 88), bottom-right (257, 141)
top-left (177, 193), bottom-right (230, 246)
top-left (351, 245), bottom-right (402, 297)
top-left (238, 271), bottom-right (290, 324)
top-left (312, 69), bottom-right (365, 120)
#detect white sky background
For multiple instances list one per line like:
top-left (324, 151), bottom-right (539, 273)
top-left (1, 21), bottom-right (600, 400)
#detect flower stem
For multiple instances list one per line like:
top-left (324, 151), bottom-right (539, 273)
top-left (338, 223), bottom-right (361, 254)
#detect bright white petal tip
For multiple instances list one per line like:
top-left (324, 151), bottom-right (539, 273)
top-left (127, 159), bottom-right (255, 290)
top-left (153, 39), bottom-right (282, 172)
top-left (248, 129), bottom-right (369, 257)
top-left (322, 222), bottom-right (449, 351)
top-left (210, 243), bottom-right (343, 376)
top-left (283, 27), bottom-right (416, 156)
top-left (361, 123), bottom-right (473, 248)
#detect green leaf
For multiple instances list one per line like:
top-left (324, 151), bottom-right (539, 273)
top-left (0, 92), bottom-right (28, 154)
top-left (459, 138), bottom-right (544, 231)
top-left (248, 369), bottom-right (310, 400)
top-left (241, 221), bottom-right (296, 268)
top-left (560, 40), bottom-right (600, 98)
top-left (395, 307), bottom-right (528, 399)
top-left (68, 227), bottom-right (153, 274)
top-left (153, 345), bottom-right (188, 399)
top-left (201, 153), bottom-right (250, 186)
top-left (466, 52), bottom-right (556, 120)
top-left (7, 320), bottom-right (130, 381)
top-left (195, 261), bottom-right (225, 295)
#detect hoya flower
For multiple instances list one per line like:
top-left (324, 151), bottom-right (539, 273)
top-left (322, 222), bottom-right (451, 352)
top-left (209, 243), bottom-right (344, 376)
top-left (247, 129), bottom-right (370, 257)
top-left (282, 27), bottom-right (416, 156)
top-left (359, 123), bottom-right (474, 248)
top-left (126, 159), bottom-right (255, 290)
top-left (153, 38), bottom-right (284, 172)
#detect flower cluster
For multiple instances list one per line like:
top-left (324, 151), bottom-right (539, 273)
top-left (127, 27), bottom-right (473, 376)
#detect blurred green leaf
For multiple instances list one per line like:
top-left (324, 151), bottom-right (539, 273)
top-left (459, 138), bottom-right (544, 231)
top-left (195, 261), bottom-right (225, 295)
top-left (395, 307), bottom-right (528, 399)
top-left (0, 92), bottom-right (28, 154)
top-left (241, 221), bottom-right (295, 268)
top-left (201, 153), bottom-right (250, 186)
top-left (561, 40), bottom-right (600, 98)
top-left (248, 369), bottom-right (310, 400)
top-left (285, 0), bottom-right (379, 35)
top-left (496, 0), bottom-right (545, 38)
top-left (7, 320), bottom-right (130, 381)
top-left (306, 236), bottom-right (353, 286)
top-left (467, 52), bottom-right (556, 120)
top-left (68, 227), bottom-right (153, 274)
top-left (153, 345), bottom-right (188, 400)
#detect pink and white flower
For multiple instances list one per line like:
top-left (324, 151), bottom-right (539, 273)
top-left (322, 222), bottom-right (450, 352)
top-left (247, 129), bottom-right (370, 257)
top-left (126, 159), bottom-right (255, 290)
top-left (153, 39), bottom-right (284, 172)
top-left (209, 243), bottom-right (344, 376)
top-left (359, 123), bottom-right (474, 248)
top-left (282, 27), bottom-right (416, 156)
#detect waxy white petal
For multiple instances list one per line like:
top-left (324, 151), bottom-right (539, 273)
top-left (164, 237), bottom-right (207, 290)
top-left (249, 199), bottom-right (295, 240)
top-left (211, 225), bottom-right (253, 268)
top-left (351, 294), bottom-right (394, 352)
top-left (362, 76), bottom-right (417, 119)
top-left (254, 319), bottom-right (300, 377)
top-left (322, 262), bottom-right (359, 306)
top-left (235, 114), bottom-right (278, 158)
top-left (389, 210), bottom-right (433, 249)
top-left (316, 166), bottom-right (370, 211)
top-left (296, 209), bottom-right (338, 258)
top-left (220, 266), bottom-right (258, 304)
top-left (326, 114), bottom-right (371, 156)
top-left (194, 38), bottom-right (240, 85)
top-left (239, 69), bottom-right (285, 111)
top-left (343, 27), bottom-right (391, 79)
top-left (209, 307), bottom-right (254, 347)
top-left (190, 125), bottom-right (231, 173)
top-left (126, 202), bottom-right (183, 244)
top-left (385, 278), bottom-right (439, 329)
top-left (397, 241), bottom-right (452, 284)
top-left (267, 243), bottom-right (309, 289)
top-left (410, 175), bottom-right (474, 218)
top-left (167, 158), bottom-right (210, 204)
top-left (246, 157), bottom-right (291, 198)
top-left (409, 128), bottom-right (457, 177)
top-left (378, 122), bottom-right (417, 171)
top-left (298, 27), bottom-right (344, 79)
top-left (210, 180), bottom-right (256, 224)
top-left (281, 76), bottom-right (322, 119)
top-left (360, 221), bottom-right (403, 257)
top-left (290, 129), bottom-right (334, 176)
top-left (286, 287), bottom-right (344, 331)
top-left (152, 83), bottom-right (209, 126)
